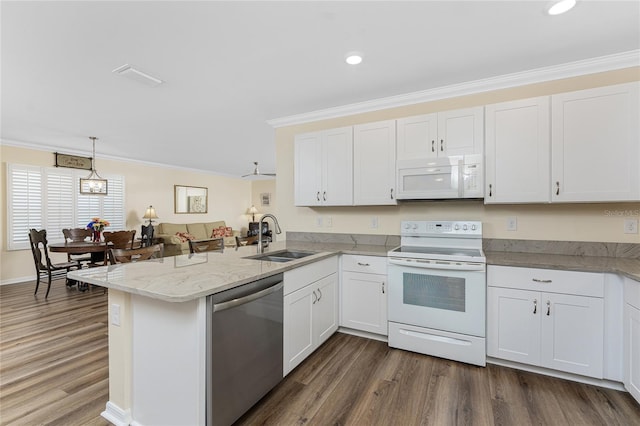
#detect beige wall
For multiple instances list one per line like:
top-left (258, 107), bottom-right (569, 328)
top-left (274, 67), bottom-right (640, 244)
top-left (1, 145), bottom-right (253, 283)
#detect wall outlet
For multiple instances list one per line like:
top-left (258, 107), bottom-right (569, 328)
top-left (111, 304), bottom-right (121, 326)
top-left (507, 217), bottom-right (517, 231)
top-left (325, 216), bottom-right (332, 227)
top-left (316, 216), bottom-right (323, 227)
top-left (624, 219), bottom-right (638, 234)
top-left (370, 216), bottom-right (379, 229)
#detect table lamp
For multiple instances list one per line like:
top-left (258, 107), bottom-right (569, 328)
top-left (248, 205), bottom-right (259, 222)
top-left (143, 205), bottom-right (159, 225)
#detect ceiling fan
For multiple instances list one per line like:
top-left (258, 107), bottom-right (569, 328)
top-left (242, 161), bottom-right (276, 178)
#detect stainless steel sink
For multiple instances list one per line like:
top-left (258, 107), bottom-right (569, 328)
top-left (245, 250), bottom-right (316, 263)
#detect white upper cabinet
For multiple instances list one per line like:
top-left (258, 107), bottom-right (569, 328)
top-left (397, 106), bottom-right (483, 160)
top-left (485, 96), bottom-right (550, 203)
top-left (353, 120), bottom-right (397, 205)
top-left (551, 82), bottom-right (640, 202)
top-left (294, 127), bottom-right (353, 206)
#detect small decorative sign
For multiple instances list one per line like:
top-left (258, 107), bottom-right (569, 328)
top-left (260, 193), bottom-right (271, 206)
top-left (54, 152), bottom-right (93, 170)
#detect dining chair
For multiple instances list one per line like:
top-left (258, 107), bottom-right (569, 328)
top-left (29, 229), bottom-right (80, 298)
top-left (109, 243), bottom-right (164, 264)
top-left (140, 224), bottom-right (154, 247)
top-left (103, 230), bottom-right (136, 249)
top-left (188, 237), bottom-right (224, 254)
top-left (62, 228), bottom-right (93, 264)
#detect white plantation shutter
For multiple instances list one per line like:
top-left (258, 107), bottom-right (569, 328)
top-left (8, 164), bottom-right (43, 248)
top-left (7, 163), bottom-right (126, 250)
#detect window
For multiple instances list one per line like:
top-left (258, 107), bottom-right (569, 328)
top-left (7, 163), bottom-right (125, 250)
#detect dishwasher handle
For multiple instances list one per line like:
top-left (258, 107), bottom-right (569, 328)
top-left (213, 282), bottom-right (283, 312)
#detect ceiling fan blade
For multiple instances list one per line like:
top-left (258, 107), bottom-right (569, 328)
top-left (242, 161), bottom-right (275, 178)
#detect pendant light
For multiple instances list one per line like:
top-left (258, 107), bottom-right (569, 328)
top-left (80, 136), bottom-right (108, 195)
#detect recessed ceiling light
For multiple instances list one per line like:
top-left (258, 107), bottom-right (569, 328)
top-left (345, 52), bottom-right (363, 65)
top-left (547, 0), bottom-right (577, 15)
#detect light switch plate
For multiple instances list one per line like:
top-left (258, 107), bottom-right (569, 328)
top-left (111, 303), bottom-right (121, 326)
top-left (507, 217), bottom-right (517, 231)
top-left (624, 219), bottom-right (638, 234)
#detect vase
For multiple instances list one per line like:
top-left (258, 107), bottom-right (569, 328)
top-left (93, 230), bottom-right (102, 242)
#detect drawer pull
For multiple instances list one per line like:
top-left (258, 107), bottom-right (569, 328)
top-left (357, 262), bottom-right (370, 267)
top-left (532, 278), bottom-right (552, 283)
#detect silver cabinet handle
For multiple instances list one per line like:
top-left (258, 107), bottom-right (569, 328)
top-left (382, 281), bottom-right (385, 294)
top-left (316, 191), bottom-right (320, 201)
top-left (489, 184), bottom-right (492, 197)
top-left (317, 288), bottom-right (322, 302)
top-left (323, 191), bottom-right (327, 201)
top-left (546, 300), bottom-right (551, 316)
top-left (357, 262), bottom-right (370, 267)
top-left (390, 188), bottom-right (394, 200)
top-left (532, 278), bottom-right (552, 283)
top-left (440, 139), bottom-right (444, 152)
top-left (312, 290), bottom-right (317, 304)
top-left (431, 140), bottom-right (435, 152)
top-left (533, 299), bottom-right (537, 314)
top-left (556, 181), bottom-right (560, 195)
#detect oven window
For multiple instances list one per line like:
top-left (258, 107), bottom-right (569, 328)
top-left (402, 272), bottom-right (465, 312)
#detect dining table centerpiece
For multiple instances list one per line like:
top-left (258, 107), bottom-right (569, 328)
top-left (86, 217), bottom-right (110, 242)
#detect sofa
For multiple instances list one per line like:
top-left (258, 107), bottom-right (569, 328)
top-left (155, 221), bottom-right (240, 256)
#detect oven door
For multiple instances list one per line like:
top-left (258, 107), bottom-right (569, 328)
top-left (387, 257), bottom-right (485, 337)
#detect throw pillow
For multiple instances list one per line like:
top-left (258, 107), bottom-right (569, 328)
top-left (211, 226), bottom-right (233, 238)
top-left (175, 232), bottom-right (196, 243)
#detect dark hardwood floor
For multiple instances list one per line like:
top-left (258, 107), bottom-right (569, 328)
top-left (1, 279), bottom-right (639, 426)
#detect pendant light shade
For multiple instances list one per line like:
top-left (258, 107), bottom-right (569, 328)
top-left (80, 136), bottom-right (108, 195)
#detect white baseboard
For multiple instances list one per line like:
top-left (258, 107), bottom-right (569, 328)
top-left (487, 357), bottom-right (626, 391)
top-left (101, 401), bottom-right (131, 426)
top-left (1, 276), bottom-right (35, 286)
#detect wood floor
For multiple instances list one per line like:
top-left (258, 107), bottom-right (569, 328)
top-left (1, 279), bottom-right (639, 426)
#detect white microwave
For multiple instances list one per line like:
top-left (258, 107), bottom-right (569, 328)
top-left (396, 154), bottom-right (484, 200)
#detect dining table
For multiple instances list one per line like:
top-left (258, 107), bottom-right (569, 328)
top-left (48, 241), bottom-right (110, 266)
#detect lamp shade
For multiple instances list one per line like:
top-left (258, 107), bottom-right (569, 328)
top-left (143, 205), bottom-right (159, 220)
top-left (248, 205), bottom-right (259, 215)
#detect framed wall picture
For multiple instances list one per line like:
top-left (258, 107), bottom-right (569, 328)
top-left (260, 192), bottom-right (271, 206)
top-left (175, 185), bottom-right (208, 214)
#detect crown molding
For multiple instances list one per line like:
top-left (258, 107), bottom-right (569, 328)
top-left (267, 50), bottom-right (640, 128)
top-left (0, 138), bottom-right (240, 179)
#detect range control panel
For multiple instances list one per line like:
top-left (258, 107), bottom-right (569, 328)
top-left (400, 220), bottom-right (482, 237)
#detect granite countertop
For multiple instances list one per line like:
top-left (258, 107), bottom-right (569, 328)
top-left (67, 240), bottom-right (395, 303)
top-left (486, 251), bottom-right (640, 281)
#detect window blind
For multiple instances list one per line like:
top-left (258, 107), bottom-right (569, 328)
top-left (7, 163), bottom-right (126, 250)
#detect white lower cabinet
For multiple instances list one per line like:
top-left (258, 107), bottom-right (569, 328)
top-left (340, 255), bottom-right (388, 336)
top-left (623, 277), bottom-right (640, 403)
top-left (487, 266), bottom-right (605, 379)
top-left (283, 257), bottom-right (338, 376)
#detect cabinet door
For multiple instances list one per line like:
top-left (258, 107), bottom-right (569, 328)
top-left (353, 120), bottom-right (397, 205)
top-left (341, 271), bottom-right (387, 335)
top-left (438, 106), bottom-right (484, 157)
top-left (322, 127), bottom-right (353, 206)
top-left (487, 287), bottom-right (541, 365)
top-left (551, 82), bottom-right (640, 202)
top-left (313, 273), bottom-right (338, 347)
top-left (283, 284), bottom-right (315, 375)
top-left (623, 303), bottom-right (640, 403)
top-left (396, 113), bottom-right (438, 160)
top-left (540, 293), bottom-right (604, 378)
top-left (294, 132), bottom-right (322, 206)
top-left (485, 97), bottom-right (550, 203)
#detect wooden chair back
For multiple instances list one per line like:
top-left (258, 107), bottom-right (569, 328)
top-left (103, 230), bottom-right (136, 249)
top-left (62, 228), bottom-right (92, 242)
top-left (29, 228), bottom-right (79, 298)
top-left (188, 238), bottom-right (224, 254)
top-left (109, 243), bottom-right (164, 264)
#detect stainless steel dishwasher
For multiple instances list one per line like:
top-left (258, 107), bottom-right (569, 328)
top-left (206, 273), bottom-right (283, 426)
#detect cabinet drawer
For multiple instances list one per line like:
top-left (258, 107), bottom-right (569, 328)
top-left (488, 265), bottom-right (604, 298)
top-left (284, 256), bottom-right (338, 295)
top-left (342, 255), bottom-right (387, 275)
top-left (625, 277), bottom-right (640, 310)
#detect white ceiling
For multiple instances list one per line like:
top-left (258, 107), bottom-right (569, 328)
top-left (2, 1), bottom-right (639, 178)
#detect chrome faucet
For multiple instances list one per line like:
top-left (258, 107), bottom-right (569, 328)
top-left (258, 214), bottom-right (282, 253)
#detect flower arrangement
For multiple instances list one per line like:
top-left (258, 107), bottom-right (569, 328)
top-left (86, 217), bottom-right (110, 231)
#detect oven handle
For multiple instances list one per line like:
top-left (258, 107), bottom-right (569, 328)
top-left (388, 257), bottom-right (485, 271)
